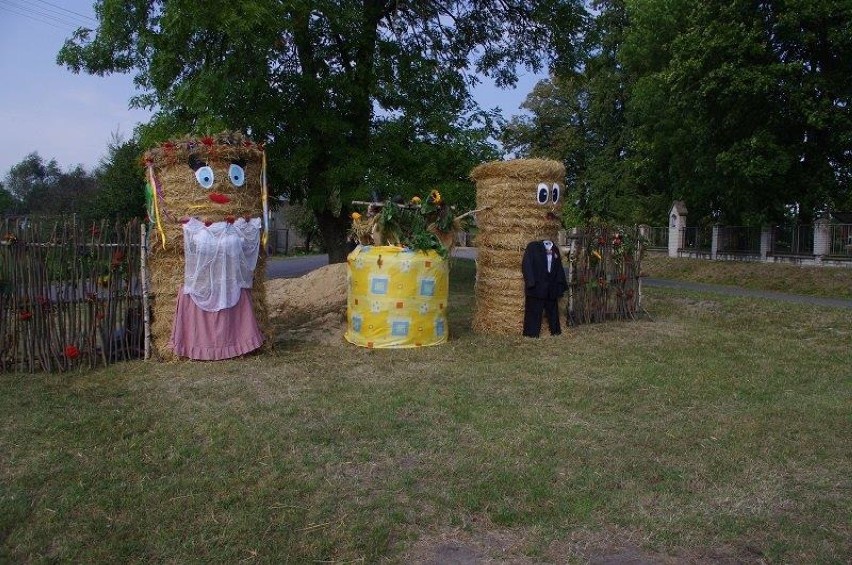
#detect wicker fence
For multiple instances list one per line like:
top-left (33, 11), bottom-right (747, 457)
top-left (0, 217), bottom-right (144, 373)
top-left (564, 225), bottom-right (644, 326)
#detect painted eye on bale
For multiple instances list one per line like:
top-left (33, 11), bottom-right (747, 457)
top-left (551, 183), bottom-right (560, 204)
top-left (536, 182), bottom-right (549, 205)
top-left (194, 166), bottom-right (215, 189)
top-left (228, 163), bottom-right (246, 187)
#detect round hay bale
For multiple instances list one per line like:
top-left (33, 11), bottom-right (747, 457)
top-left (470, 159), bottom-right (565, 335)
top-left (474, 248), bottom-right (524, 269)
top-left (143, 132), bottom-right (269, 360)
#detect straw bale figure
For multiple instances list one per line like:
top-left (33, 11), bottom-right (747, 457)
top-left (143, 133), bottom-right (270, 360)
top-left (470, 159), bottom-right (565, 335)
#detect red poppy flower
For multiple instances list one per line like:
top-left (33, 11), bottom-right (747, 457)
top-left (20, 311), bottom-right (32, 321)
top-left (201, 136), bottom-right (215, 147)
top-left (209, 193), bottom-right (231, 204)
top-left (163, 141), bottom-right (175, 150)
top-left (64, 345), bottom-right (80, 359)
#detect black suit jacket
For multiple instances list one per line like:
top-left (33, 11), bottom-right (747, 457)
top-left (522, 240), bottom-right (568, 300)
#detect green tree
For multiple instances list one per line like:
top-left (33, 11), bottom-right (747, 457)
top-left (59, 0), bottom-right (584, 262)
top-left (4, 153), bottom-right (61, 215)
top-left (622, 0), bottom-right (852, 225)
top-left (87, 136), bottom-right (147, 221)
top-left (3, 153), bottom-right (101, 217)
top-left (0, 183), bottom-right (15, 215)
top-left (513, 0), bottom-right (852, 225)
top-left (503, 0), bottom-right (644, 223)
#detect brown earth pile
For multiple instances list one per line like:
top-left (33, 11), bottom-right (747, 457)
top-left (265, 262), bottom-right (348, 345)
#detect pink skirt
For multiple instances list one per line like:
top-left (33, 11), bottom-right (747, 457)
top-left (168, 289), bottom-right (263, 360)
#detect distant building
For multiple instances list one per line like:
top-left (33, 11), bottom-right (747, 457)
top-left (268, 201), bottom-right (308, 255)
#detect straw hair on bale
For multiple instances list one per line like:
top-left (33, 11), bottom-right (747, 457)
top-left (470, 158), bottom-right (565, 183)
top-left (470, 158), bottom-right (565, 335)
top-left (143, 132), bottom-right (269, 360)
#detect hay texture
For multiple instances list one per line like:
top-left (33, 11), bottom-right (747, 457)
top-left (143, 132), bottom-right (269, 359)
top-left (265, 263), bottom-right (348, 345)
top-left (470, 159), bottom-right (565, 335)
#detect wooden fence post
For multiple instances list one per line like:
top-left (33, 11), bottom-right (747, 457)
top-left (141, 223), bottom-right (151, 361)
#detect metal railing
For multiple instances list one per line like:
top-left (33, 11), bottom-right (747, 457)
top-left (642, 226), bottom-right (669, 249)
top-left (828, 224), bottom-right (852, 257)
top-left (771, 224), bottom-right (814, 256)
top-left (716, 226), bottom-right (761, 254)
top-left (682, 226), bottom-right (712, 251)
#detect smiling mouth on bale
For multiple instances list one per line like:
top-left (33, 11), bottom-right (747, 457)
top-left (209, 193), bottom-right (231, 204)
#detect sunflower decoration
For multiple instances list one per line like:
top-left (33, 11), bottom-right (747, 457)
top-left (350, 188), bottom-right (477, 256)
top-left (349, 209), bottom-right (379, 245)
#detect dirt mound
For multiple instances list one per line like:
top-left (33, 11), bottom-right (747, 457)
top-left (265, 262), bottom-right (348, 345)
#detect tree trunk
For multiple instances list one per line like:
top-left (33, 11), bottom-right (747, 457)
top-left (315, 210), bottom-right (350, 263)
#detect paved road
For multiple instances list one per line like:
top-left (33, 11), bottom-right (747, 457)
top-left (266, 250), bottom-right (852, 309)
top-left (265, 254), bottom-right (330, 279)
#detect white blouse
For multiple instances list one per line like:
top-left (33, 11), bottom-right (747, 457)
top-left (181, 216), bottom-right (261, 312)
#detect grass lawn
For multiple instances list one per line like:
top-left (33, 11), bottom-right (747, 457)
top-left (643, 254), bottom-right (852, 300)
top-left (1, 260), bottom-right (849, 563)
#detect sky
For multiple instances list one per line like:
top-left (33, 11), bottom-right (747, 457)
top-left (0, 0), bottom-right (545, 178)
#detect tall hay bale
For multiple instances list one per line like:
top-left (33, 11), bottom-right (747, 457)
top-left (470, 159), bottom-right (565, 335)
top-left (143, 133), bottom-right (269, 359)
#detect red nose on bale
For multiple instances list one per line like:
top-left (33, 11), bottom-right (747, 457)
top-left (209, 193), bottom-right (231, 204)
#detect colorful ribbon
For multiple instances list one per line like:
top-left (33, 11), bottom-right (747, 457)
top-left (261, 150), bottom-right (269, 251)
top-left (146, 165), bottom-right (167, 250)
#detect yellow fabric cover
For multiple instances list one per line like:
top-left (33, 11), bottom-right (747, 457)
top-left (345, 245), bottom-right (449, 348)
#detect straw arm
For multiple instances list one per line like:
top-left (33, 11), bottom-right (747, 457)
top-left (453, 205), bottom-right (491, 221)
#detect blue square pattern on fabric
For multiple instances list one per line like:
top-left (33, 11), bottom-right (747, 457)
top-left (351, 314), bottom-right (362, 333)
top-left (371, 276), bottom-right (389, 295)
top-left (391, 319), bottom-right (410, 337)
top-left (419, 278), bottom-right (436, 296)
top-left (435, 319), bottom-right (445, 337)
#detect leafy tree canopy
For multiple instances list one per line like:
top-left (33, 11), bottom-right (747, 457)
top-left (3, 153), bottom-right (97, 217)
top-left (506, 0), bottom-right (852, 226)
top-left (59, 0), bottom-right (584, 261)
top-left (90, 135), bottom-right (147, 221)
top-left (0, 183), bottom-right (14, 216)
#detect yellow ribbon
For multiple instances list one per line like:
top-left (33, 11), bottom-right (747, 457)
top-left (146, 165), bottom-right (167, 250)
top-left (261, 150), bottom-right (269, 251)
